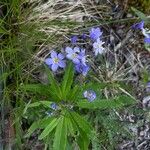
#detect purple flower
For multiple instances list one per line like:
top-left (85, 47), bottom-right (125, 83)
top-left (45, 51), bottom-right (66, 72)
top-left (81, 33), bottom-right (87, 39)
top-left (146, 81), bottom-right (150, 87)
top-left (132, 21), bottom-right (144, 30)
top-left (142, 28), bottom-right (150, 38)
top-left (146, 81), bottom-right (150, 93)
top-left (89, 27), bottom-right (103, 41)
top-left (75, 63), bottom-right (90, 76)
top-left (83, 90), bottom-right (96, 102)
top-left (71, 35), bottom-right (78, 44)
top-left (78, 49), bottom-right (86, 65)
top-left (50, 103), bottom-right (58, 110)
top-left (65, 47), bottom-right (80, 64)
top-left (144, 37), bottom-right (150, 44)
top-left (93, 38), bottom-right (105, 56)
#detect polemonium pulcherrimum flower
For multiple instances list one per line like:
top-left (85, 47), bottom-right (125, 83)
top-left (142, 28), bottom-right (150, 44)
top-left (50, 103), bottom-right (58, 110)
top-left (78, 49), bottom-right (86, 65)
top-left (71, 35), bottom-right (78, 44)
top-left (75, 63), bottom-right (90, 76)
top-left (45, 51), bottom-right (66, 72)
top-left (132, 20), bottom-right (144, 30)
top-left (83, 90), bottom-right (96, 102)
top-left (81, 33), bottom-right (87, 39)
top-left (141, 28), bottom-right (150, 44)
top-left (89, 27), bottom-right (103, 41)
top-left (144, 37), bottom-right (150, 44)
top-left (146, 81), bottom-right (150, 93)
top-left (93, 38), bottom-right (105, 56)
top-left (141, 28), bottom-right (150, 38)
top-left (65, 47), bottom-right (80, 64)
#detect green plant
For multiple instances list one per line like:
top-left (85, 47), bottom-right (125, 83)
top-left (21, 62), bottom-right (135, 149)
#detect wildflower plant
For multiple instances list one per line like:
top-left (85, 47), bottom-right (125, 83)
top-left (22, 60), bottom-right (135, 149)
top-left (18, 22), bottom-right (139, 149)
top-left (2, 0), bottom-right (147, 149)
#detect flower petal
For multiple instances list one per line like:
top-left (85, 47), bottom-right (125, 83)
top-left (74, 47), bottom-right (80, 52)
top-left (90, 27), bottom-right (103, 41)
top-left (45, 58), bottom-right (53, 65)
top-left (144, 37), bottom-right (150, 44)
top-left (51, 51), bottom-right (57, 58)
top-left (58, 61), bottom-right (66, 68)
top-left (51, 64), bottom-right (58, 72)
top-left (132, 21), bottom-right (144, 30)
top-left (95, 49), bottom-right (99, 56)
top-left (81, 33), bottom-right (87, 39)
top-left (65, 47), bottom-right (73, 54)
top-left (71, 35), bottom-right (78, 44)
top-left (82, 65), bottom-right (90, 76)
top-left (58, 53), bottom-right (65, 60)
top-left (66, 54), bottom-right (73, 60)
top-left (73, 58), bottom-right (80, 64)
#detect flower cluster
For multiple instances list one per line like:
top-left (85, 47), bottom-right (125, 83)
top-left (83, 90), bottom-right (96, 102)
top-left (65, 46), bottom-right (89, 76)
top-left (90, 27), bottom-right (105, 56)
top-left (45, 103), bottom-right (58, 117)
top-left (45, 27), bottom-right (105, 74)
top-left (132, 21), bottom-right (150, 44)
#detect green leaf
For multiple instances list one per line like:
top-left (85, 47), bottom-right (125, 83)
top-left (53, 117), bottom-right (67, 150)
top-left (25, 121), bottom-right (40, 138)
top-left (77, 96), bottom-right (135, 109)
top-left (39, 117), bottom-right (55, 129)
top-left (77, 128), bottom-right (90, 150)
top-left (25, 117), bottom-right (55, 138)
top-left (45, 65), bottom-right (62, 100)
top-left (131, 7), bottom-right (150, 23)
top-left (61, 62), bottom-right (74, 99)
top-left (23, 101), bottom-right (52, 115)
top-left (39, 118), bottom-right (59, 140)
top-left (83, 82), bottom-right (108, 91)
top-left (70, 111), bottom-right (91, 135)
top-left (28, 101), bottom-right (52, 108)
top-left (68, 85), bottom-right (80, 101)
top-left (65, 112), bottom-right (78, 136)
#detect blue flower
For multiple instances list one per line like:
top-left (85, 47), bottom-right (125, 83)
top-left (75, 63), bottom-right (90, 76)
top-left (81, 33), bottom-right (87, 39)
top-left (50, 103), bottom-right (58, 110)
top-left (144, 37), bottom-right (150, 44)
top-left (45, 51), bottom-right (66, 72)
top-left (132, 21), bottom-right (144, 30)
top-left (71, 35), bottom-right (78, 44)
top-left (83, 90), bottom-right (96, 102)
top-left (93, 38), bottom-right (105, 56)
top-left (146, 81), bottom-right (150, 87)
top-left (65, 47), bottom-right (80, 64)
top-left (89, 27), bottom-right (103, 41)
top-left (78, 49), bottom-right (86, 65)
top-left (45, 111), bottom-right (53, 117)
top-left (141, 28), bottom-right (150, 44)
top-left (146, 81), bottom-right (150, 93)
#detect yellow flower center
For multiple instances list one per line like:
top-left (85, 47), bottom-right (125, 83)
top-left (72, 53), bottom-right (77, 58)
top-left (53, 58), bottom-right (59, 63)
